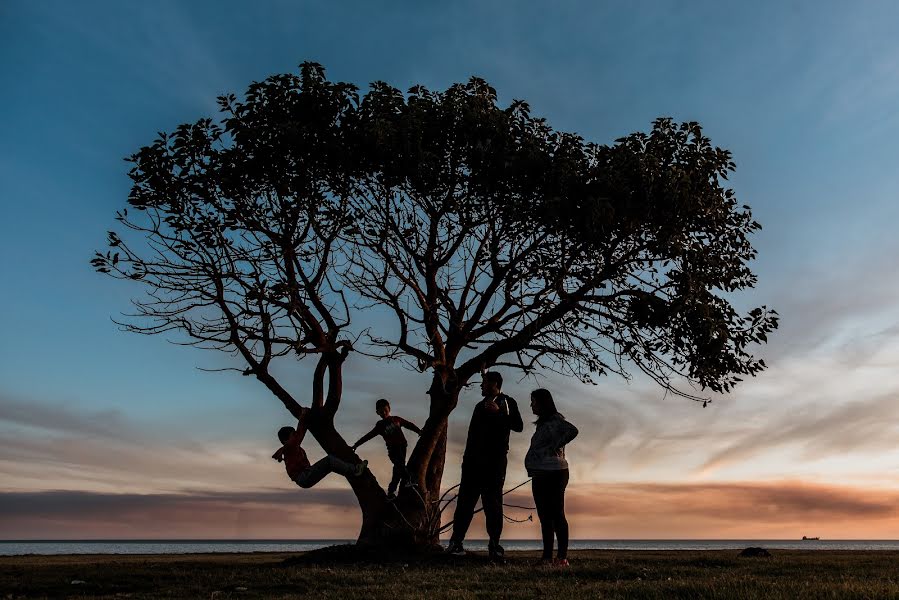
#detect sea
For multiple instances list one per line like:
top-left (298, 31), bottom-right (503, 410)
top-left (4, 539), bottom-right (899, 556)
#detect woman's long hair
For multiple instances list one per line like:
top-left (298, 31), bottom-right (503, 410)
top-left (531, 388), bottom-right (558, 423)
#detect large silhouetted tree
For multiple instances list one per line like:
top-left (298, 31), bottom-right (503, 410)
top-left (93, 62), bottom-right (777, 548)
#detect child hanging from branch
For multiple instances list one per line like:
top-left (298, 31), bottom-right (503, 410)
top-left (274, 407), bottom-right (368, 488)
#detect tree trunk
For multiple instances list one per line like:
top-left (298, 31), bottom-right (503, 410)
top-left (380, 372), bottom-right (459, 548)
top-left (352, 417), bottom-right (450, 549)
top-left (349, 427), bottom-right (453, 548)
top-left (303, 365), bottom-right (459, 550)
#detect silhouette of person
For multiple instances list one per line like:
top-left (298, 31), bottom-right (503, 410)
top-left (446, 371), bottom-right (523, 561)
top-left (273, 406), bottom-right (367, 488)
top-left (525, 388), bottom-right (578, 567)
top-left (352, 398), bottom-right (422, 499)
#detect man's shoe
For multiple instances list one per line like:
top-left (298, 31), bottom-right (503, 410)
top-left (553, 558), bottom-right (570, 568)
top-left (354, 460), bottom-right (368, 476)
top-left (488, 541), bottom-right (505, 563)
top-left (446, 540), bottom-right (465, 556)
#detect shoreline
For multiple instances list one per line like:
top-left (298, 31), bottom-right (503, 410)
top-left (5, 539), bottom-right (899, 558)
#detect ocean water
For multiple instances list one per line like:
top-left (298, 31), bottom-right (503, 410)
top-left (4, 539), bottom-right (899, 556)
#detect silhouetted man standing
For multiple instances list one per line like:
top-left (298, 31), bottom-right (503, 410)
top-left (447, 371), bottom-right (523, 561)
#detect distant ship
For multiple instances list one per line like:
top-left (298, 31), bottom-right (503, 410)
top-left (802, 536), bottom-right (820, 540)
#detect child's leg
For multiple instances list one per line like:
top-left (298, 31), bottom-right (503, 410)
top-left (294, 455), bottom-right (358, 489)
top-left (386, 445), bottom-right (408, 496)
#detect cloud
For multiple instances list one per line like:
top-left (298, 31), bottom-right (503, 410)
top-left (0, 392), bottom-right (353, 494)
top-left (573, 481), bottom-right (897, 521)
top-left (697, 391), bottom-right (899, 476)
top-left (0, 389), bottom-right (445, 499)
top-left (0, 488), bottom-right (361, 540)
top-left (0, 394), bottom-right (137, 440)
top-left (557, 480), bottom-right (899, 539)
top-left (6, 480), bottom-right (899, 540)
top-left (759, 235), bottom-right (899, 365)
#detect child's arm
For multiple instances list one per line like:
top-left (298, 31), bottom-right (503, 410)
top-left (289, 408), bottom-right (310, 447)
top-left (274, 407), bottom-right (310, 460)
top-left (352, 426), bottom-right (379, 450)
top-left (398, 417), bottom-right (422, 436)
top-left (353, 421), bottom-right (381, 452)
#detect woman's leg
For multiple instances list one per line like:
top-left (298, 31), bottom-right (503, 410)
top-left (531, 472), bottom-right (555, 560)
top-left (554, 469), bottom-right (570, 560)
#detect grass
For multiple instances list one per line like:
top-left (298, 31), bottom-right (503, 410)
top-left (4, 549), bottom-right (899, 599)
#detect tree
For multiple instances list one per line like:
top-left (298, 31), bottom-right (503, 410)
top-left (93, 63), bottom-right (778, 548)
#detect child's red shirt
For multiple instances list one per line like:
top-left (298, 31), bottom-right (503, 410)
top-left (282, 432), bottom-right (311, 479)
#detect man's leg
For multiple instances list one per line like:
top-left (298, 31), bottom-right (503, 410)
top-left (294, 455), bottom-right (358, 489)
top-left (483, 459), bottom-right (507, 551)
top-left (450, 466), bottom-right (482, 546)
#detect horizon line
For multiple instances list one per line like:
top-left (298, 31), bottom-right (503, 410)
top-left (1, 538), bottom-right (883, 543)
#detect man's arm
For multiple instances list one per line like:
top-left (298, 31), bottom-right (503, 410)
top-left (507, 397), bottom-right (524, 432)
top-left (272, 447), bottom-right (285, 462)
top-left (397, 417), bottom-right (422, 435)
top-left (352, 426), bottom-right (380, 450)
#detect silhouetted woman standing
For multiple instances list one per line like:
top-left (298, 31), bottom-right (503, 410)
top-left (525, 388), bottom-right (579, 566)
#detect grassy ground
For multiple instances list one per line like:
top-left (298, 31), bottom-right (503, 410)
top-left (3, 548), bottom-right (899, 599)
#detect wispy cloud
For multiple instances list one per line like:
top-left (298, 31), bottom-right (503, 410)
top-left (560, 480), bottom-right (899, 539)
top-left (697, 391), bottom-right (899, 476)
top-left (6, 480), bottom-right (899, 540)
top-left (0, 394), bottom-right (136, 440)
top-left (0, 489), bottom-right (360, 539)
top-left (0, 391), bottom-right (434, 496)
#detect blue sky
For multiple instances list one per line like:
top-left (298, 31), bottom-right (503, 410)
top-left (3, 0), bottom-right (899, 539)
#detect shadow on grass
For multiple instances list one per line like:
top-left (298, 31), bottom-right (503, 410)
top-left (282, 543), bottom-right (518, 568)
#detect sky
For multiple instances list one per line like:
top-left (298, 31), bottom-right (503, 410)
top-left (3, 0), bottom-right (899, 540)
